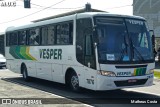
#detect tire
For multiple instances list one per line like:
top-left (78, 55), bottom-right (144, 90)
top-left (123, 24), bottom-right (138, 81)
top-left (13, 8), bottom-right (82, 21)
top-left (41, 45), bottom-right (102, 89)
top-left (69, 72), bottom-right (80, 92)
top-left (22, 66), bottom-right (30, 81)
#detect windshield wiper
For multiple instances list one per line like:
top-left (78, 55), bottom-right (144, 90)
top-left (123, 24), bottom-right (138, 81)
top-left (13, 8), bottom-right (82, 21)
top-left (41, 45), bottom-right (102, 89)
top-left (118, 35), bottom-right (129, 61)
top-left (129, 37), bottom-right (144, 61)
top-left (133, 45), bottom-right (145, 61)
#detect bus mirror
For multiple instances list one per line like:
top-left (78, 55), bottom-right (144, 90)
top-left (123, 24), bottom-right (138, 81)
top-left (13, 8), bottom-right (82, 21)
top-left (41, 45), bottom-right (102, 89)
top-left (93, 29), bottom-right (99, 43)
top-left (150, 30), bottom-right (156, 57)
top-left (93, 25), bottom-right (97, 31)
top-left (150, 30), bottom-right (155, 49)
top-left (152, 34), bottom-right (155, 46)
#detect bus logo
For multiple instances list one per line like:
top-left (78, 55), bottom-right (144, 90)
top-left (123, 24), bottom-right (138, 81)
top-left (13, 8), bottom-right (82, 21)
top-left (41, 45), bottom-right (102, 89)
top-left (39, 49), bottom-right (62, 60)
top-left (117, 71), bottom-right (131, 76)
top-left (133, 68), bottom-right (146, 76)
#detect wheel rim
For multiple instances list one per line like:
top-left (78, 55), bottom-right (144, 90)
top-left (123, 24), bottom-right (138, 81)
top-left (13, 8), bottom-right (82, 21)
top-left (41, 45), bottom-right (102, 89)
top-left (71, 75), bottom-right (79, 89)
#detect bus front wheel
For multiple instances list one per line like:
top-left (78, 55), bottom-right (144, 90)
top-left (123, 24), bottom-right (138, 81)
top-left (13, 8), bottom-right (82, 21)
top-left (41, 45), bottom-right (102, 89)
top-left (22, 66), bottom-right (30, 81)
top-left (69, 72), bottom-right (80, 92)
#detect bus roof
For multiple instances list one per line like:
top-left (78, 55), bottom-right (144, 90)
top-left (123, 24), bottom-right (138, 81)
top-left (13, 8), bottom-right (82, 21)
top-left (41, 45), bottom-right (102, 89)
top-left (6, 12), bottom-right (145, 32)
top-left (76, 12), bottom-right (145, 20)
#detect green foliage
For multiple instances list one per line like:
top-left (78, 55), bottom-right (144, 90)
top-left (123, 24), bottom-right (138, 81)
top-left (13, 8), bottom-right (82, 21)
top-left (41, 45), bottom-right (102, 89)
top-left (154, 71), bottom-right (160, 79)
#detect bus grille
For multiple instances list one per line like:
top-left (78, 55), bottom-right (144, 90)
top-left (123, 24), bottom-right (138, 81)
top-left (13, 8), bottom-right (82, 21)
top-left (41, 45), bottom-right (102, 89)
top-left (114, 79), bottom-right (148, 87)
top-left (0, 62), bottom-right (5, 64)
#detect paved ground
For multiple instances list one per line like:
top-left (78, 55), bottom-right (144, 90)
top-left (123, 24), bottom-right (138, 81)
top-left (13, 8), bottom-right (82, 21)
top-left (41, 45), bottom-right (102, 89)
top-left (0, 68), bottom-right (160, 107)
top-left (125, 79), bottom-right (160, 96)
top-left (0, 69), bottom-right (88, 107)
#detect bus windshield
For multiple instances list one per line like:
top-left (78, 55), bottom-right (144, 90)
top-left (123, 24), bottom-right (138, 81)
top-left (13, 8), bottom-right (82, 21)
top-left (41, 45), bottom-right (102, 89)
top-left (95, 17), bottom-right (154, 64)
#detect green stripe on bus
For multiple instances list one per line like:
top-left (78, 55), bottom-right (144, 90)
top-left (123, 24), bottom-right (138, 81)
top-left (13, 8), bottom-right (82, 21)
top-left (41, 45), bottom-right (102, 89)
top-left (15, 46), bottom-right (25, 59)
top-left (26, 47), bottom-right (36, 60)
top-left (9, 46), bottom-right (20, 59)
top-left (20, 47), bottom-right (32, 60)
top-left (9, 46), bottom-right (36, 60)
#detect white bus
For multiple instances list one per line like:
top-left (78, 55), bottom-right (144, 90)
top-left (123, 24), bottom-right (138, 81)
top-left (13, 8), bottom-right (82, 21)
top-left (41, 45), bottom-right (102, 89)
top-left (5, 12), bottom-right (155, 91)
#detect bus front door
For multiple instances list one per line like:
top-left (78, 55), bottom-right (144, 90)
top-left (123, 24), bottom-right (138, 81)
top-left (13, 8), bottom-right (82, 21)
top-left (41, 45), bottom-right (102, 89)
top-left (84, 30), bottom-right (96, 90)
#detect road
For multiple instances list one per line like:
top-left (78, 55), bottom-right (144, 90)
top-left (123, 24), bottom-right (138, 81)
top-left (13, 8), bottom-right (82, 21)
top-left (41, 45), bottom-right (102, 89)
top-left (0, 68), bottom-right (160, 107)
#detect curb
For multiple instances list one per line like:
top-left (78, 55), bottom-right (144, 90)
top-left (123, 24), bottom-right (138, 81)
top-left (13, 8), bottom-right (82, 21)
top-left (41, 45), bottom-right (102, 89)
top-left (154, 70), bottom-right (160, 72)
top-left (154, 77), bottom-right (160, 81)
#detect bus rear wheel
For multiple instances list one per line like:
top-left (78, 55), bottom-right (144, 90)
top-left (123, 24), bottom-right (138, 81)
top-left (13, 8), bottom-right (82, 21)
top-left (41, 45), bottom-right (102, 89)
top-left (69, 72), bottom-right (80, 92)
top-left (22, 66), bottom-right (30, 81)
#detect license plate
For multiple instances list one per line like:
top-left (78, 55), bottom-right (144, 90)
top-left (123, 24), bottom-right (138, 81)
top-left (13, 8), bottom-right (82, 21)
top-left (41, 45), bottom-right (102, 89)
top-left (128, 79), bottom-right (137, 83)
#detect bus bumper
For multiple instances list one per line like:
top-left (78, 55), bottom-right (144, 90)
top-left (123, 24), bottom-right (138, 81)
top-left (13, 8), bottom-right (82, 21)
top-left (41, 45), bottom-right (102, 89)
top-left (96, 74), bottom-right (154, 91)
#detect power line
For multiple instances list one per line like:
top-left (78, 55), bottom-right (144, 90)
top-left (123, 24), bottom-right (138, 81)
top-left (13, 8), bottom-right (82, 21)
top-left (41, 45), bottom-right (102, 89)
top-left (16, 4), bottom-right (84, 10)
top-left (30, 3), bottom-right (44, 8)
top-left (30, 3), bottom-right (84, 9)
top-left (34, 6), bottom-right (84, 10)
top-left (0, 1), bottom-right (132, 25)
top-left (32, 5), bottom-right (84, 10)
top-left (0, 0), bottom-right (66, 25)
top-left (29, 3), bottom-right (131, 11)
top-left (17, 0), bottom-right (82, 9)
top-left (20, 1), bottom-right (84, 10)
top-left (105, 4), bottom-right (132, 10)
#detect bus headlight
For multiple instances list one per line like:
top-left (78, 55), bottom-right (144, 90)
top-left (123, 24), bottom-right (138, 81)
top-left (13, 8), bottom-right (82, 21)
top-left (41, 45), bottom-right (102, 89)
top-left (98, 71), bottom-right (116, 77)
top-left (146, 69), bottom-right (154, 74)
top-left (149, 69), bottom-right (154, 74)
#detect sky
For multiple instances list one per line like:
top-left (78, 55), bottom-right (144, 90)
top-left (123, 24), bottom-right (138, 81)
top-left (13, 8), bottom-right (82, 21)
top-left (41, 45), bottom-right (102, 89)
top-left (0, 0), bottom-right (133, 33)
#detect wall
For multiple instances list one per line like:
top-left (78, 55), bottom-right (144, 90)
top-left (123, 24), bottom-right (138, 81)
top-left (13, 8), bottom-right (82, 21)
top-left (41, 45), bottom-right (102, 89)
top-left (133, 0), bottom-right (160, 51)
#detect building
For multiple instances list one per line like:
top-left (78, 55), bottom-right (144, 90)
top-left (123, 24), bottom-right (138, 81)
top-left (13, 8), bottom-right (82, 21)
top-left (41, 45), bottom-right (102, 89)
top-left (0, 32), bottom-right (5, 56)
top-left (133, 0), bottom-right (160, 51)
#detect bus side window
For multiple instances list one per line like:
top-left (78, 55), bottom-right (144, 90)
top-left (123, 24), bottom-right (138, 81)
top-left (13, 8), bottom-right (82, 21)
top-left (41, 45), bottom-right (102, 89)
top-left (9, 32), bottom-right (18, 46)
top-left (56, 21), bottom-right (73, 45)
top-left (6, 33), bottom-right (10, 46)
top-left (48, 25), bottom-right (55, 45)
top-left (41, 26), bottom-right (48, 45)
top-left (42, 25), bottom-right (55, 45)
top-left (18, 30), bottom-right (26, 45)
top-left (69, 22), bottom-right (73, 44)
top-left (29, 28), bottom-right (40, 45)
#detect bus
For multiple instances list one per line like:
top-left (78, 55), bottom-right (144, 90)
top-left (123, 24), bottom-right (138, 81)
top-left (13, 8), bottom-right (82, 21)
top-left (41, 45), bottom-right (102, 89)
top-left (5, 12), bottom-right (155, 91)
top-left (0, 32), bottom-right (5, 56)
